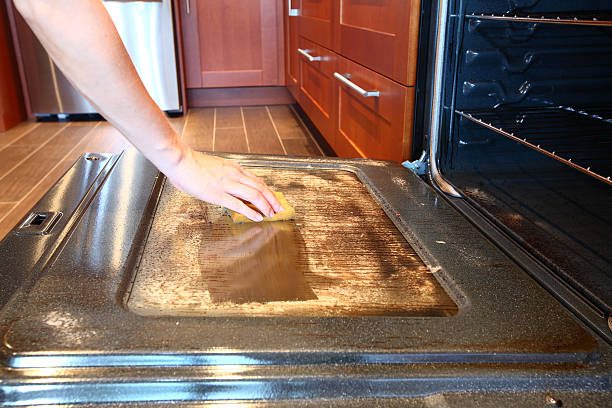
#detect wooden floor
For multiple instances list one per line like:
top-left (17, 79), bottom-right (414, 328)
top-left (0, 105), bottom-right (323, 240)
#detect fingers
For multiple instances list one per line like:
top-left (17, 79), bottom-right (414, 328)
top-left (168, 151), bottom-right (283, 222)
top-left (215, 160), bottom-right (282, 215)
top-left (220, 193), bottom-right (266, 222)
top-left (223, 179), bottom-right (278, 218)
top-left (231, 165), bottom-right (283, 213)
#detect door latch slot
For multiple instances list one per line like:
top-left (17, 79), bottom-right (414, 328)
top-left (15, 211), bottom-right (63, 236)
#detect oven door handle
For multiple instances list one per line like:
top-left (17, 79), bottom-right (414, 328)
top-left (334, 72), bottom-right (380, 98)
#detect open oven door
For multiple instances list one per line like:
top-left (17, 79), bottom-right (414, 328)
top-left (1, 156), bottom-right (610, 406)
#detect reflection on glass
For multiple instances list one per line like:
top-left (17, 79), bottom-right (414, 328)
top-left (199, 222), bottom-right (317, 304)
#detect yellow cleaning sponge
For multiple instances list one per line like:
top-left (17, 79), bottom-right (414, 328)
top-left (228, 192), bottom-right (295, 223)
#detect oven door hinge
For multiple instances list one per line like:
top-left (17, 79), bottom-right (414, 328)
top-left (402, 150), bottom-right (428, 176)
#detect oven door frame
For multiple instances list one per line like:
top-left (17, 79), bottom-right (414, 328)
top-left (0, 150), bottom-right (610, 405)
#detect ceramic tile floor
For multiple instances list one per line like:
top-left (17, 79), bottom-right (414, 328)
top-left (0, 105), bottom-right (323, 240)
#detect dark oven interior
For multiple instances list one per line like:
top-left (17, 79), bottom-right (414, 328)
top-left (437, 0), bottom-right (612, 317)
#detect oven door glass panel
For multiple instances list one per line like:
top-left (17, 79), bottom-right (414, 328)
top-left (126, 168), bottom-right (458, 317)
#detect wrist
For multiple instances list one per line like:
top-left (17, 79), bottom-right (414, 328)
top-left (146, 131), bottom-right (191, 178)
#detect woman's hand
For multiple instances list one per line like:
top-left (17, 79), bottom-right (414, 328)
top-left (164, 146), bottom-right (283, 222)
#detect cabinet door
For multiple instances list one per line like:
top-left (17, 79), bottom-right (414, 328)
top-left (285, 0), bottom-right (300, 99)
top-left (298, 38), bottom-right (337, 144)
top-left (298, 0), bottom-right (334, 49)
top-left (334, 55), bottom-right (413, 162)
top-left (335, 0), bottom-right (420, 85)
top-left (182, 0), bottom-right (283, 88)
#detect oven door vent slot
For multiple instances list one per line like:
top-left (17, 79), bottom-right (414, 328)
top-left (15, 211), bottom-right (63, 236)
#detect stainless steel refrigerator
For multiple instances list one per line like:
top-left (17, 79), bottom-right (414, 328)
top-left (12, 0), bottom-right (181, 118)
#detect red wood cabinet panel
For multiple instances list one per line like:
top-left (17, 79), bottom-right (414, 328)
top-left (334, 55), bottom-right (414, 162)
top-left (298, 37), bottom-right (337, 143)
top-left (182, 0), bottom-right (283, 88)
top-left (298, 0), bottom-right (334, 49)
top-left (284, 0), bottom-right (421, 161)
top-left (335, 0), bottom-right (420, 86)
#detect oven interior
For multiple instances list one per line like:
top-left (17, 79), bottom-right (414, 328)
top-left (434, 0), bottom-right (612, 320)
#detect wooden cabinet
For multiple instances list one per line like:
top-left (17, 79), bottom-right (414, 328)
top-left (335, 0), bottom-right (421, 86)
top-left (296, 0), bottom-right (420, 86)
top-left (182, 0), bottom-right (284, 88)
top-left (334, 56), bottom-right (414, 162)
top-left (290, 0), bottom-right (420, 162)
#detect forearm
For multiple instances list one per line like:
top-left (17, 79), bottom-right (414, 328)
top-left (14, 0), bottom-right (282, 221)
top-left (13, 0), bottom-right (184, 171)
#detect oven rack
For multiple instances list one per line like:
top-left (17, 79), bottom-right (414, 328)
top-left (465, 13), bottom-right (612, 27)
top-left (455, 108), bottom-right (612, 187)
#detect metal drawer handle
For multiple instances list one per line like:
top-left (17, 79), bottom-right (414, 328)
top-left (334, 72), bottom-right (380, 98)
top-left (288, 0), bottom-right (299, 16)
top-left (186, 0), bottom-right (190, 15)
top-left (298, 48), bottom-right (322, 62)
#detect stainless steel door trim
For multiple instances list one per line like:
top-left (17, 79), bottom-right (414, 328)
top-left (46, 55), bottom-right (64, 113)
top-left (0, 154), bottom-right (118, 312)
top-left (427, 0), bottom-right (461, 197)
top-left (104, 0), bottom-right (179, 112)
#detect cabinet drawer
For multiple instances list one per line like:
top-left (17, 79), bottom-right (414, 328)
top-left (335, 0), bottom-right (420, 85)
top-left (299, 0), bottom-right (334, 49)
top-left (334, 56), bottom-right (414, 162)
top-left (298, 38), bottom-right (337, 144)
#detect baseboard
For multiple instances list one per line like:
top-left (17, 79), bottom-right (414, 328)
top-left (187, 86), bottom-right (295, 107)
